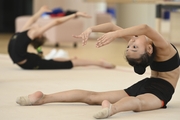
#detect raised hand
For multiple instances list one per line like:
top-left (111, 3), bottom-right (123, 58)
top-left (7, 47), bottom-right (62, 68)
top-left (76, 12), bottom-right (92, 18)
top-left (73, 28), bottom-right (92, 46)
top-left (39, 5), bottom-right (52, 13)
top-left (96, 31), bottom-right (117, 48)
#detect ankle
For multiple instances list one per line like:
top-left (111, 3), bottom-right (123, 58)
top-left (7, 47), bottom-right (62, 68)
top-left (34, 95), bottom-right (45, 105)
top-left (110, 104), bottom-right (117, 116)
top-left (29, 91), bottom-right (44, 105)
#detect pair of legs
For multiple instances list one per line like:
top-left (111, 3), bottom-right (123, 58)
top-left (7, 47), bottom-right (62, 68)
top-left (18, 55), bottom-right (115, 69)
top-left (53, 57), bottom-right (116, 69)
top-left (16, 89), bottom-right (162, 119)
top-left (19, 5), bottom-right (115, 69)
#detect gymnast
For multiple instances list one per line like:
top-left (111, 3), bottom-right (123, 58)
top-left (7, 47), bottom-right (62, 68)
top-left (8, 6), bottom-right (115, 70)
top-left (16, 22), bottom-right (179, 119)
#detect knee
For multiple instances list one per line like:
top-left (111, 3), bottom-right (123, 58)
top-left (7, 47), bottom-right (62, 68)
top-left (133, 97), bottom-right (145, 112)
top-left (85, 92), bottom-right (100, 105)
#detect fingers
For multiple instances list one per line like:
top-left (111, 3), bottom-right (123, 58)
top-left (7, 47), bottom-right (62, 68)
top-left (73, 28), bottom-right (92, 46)
top-left (74, 33), bottom-right (110, 48)
top-left (72, 35), bottom-right (82, 39)
top-left (83, 32), bottom-right (90, 44)
top-left (82, 34), bottom-right (88, 46)
top-left (77, 12), bottom-right (92, 18)
top-left (96, 36), bottom-right (111, 48)
top-left (84, 14), bottom-right (92, 18)
top-left (96, 40), bottom-right (109, 48)
top-left (40, 5), bottom-right (52, 13)
top-left (72, 34), bottom-right (88, 46)
top-left (82, 13), bottom-right (92, 18)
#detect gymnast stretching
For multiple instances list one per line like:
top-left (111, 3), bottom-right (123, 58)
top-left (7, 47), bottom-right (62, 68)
top-left (8, 6), bottom-right (115, 70)
top-left (16, 22), bottom-right (179, 119)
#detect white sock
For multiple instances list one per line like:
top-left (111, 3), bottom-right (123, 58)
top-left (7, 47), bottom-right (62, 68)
top-left (53, 49), bottom-right (69, 59)
top-left (44, 49), bottom-right (57, 60)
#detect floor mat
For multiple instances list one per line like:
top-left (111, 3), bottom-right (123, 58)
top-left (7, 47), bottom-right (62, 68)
top-left (0, 54), bottom-right (180, 120)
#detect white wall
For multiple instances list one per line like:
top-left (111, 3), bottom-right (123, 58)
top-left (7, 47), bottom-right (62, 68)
top-left (33, 1), bottom-right (156, 30)
top-left (33, 0), bottom-right (107, 31)
top-left (116, 3), bottom-right (156, 28)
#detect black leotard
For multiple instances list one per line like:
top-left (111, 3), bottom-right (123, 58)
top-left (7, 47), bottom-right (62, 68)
top-left (125, 44), bottom-right (179, 108)
top-left (150, 44), bottom-right (180, 71)
top-left (8, 30), bottom-right (73, 69)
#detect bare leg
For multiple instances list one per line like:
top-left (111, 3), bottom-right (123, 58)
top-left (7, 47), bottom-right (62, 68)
top-left (93, 93), bottom-right (162, 119)
top-left (53, 56), bottom-right (77, 62)
top-left (53, 57), bottom-right (116, 69)
top-left (71, 58), bottom-right (116, 69)
top-left (16, 90), bottom-right (128, 106)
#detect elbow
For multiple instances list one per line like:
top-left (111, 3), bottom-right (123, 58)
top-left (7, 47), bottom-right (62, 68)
top-left (141, 24), bottom-right (149, 29)
top-left (110, 22), bottom-right (119, 31)
top-left (109, 22), bottom-right (115, 26)
top-left (140, 24), bottom-right (150, 34)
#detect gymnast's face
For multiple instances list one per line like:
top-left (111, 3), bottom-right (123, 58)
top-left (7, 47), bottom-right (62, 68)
top-left (126, 35), bottom-right (149, 59)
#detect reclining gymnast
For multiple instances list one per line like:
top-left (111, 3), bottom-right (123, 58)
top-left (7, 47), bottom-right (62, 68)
top-left (16, 22), bottom-right (179, 119)
top-left (8, 6), bottom-right (115, 70)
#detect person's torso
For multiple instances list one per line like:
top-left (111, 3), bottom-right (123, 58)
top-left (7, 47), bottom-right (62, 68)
top-left (150, 44), bottom-right (180, 88)
top-left (8, 30), bottom-right (32, 63)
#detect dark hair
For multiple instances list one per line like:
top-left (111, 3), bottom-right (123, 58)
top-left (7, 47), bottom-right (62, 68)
top-left (126, 44), bottom-right (155, 75)
top-left (30, 36), bottom-right (46, 49)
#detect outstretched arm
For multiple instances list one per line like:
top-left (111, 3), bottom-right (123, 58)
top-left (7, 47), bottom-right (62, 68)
top-left (73, 22), bottom-right (132, 46)
top-left (20, 6), bottom-right (52, 32)
top-left (111, 24), bottom-right (168, 48)
top-left (28, 12), bottom-right (91, 40)
top-left (96, 24), bottom-right (168, 49)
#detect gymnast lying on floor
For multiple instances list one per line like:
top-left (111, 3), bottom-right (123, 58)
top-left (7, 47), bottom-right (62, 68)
top-left (8, 6), bottom-right (115, 70)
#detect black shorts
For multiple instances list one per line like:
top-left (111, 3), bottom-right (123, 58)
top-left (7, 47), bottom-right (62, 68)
top-left (124, 77), bottom-right (174, 108)
top-left (18, 53), bottom-right (73, 70)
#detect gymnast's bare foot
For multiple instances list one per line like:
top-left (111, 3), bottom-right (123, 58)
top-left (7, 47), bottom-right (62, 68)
top-left (16, 91), bottom-right (44, 106)
top-left (100, 60), bottom-right (116, 69)
top-left (71, 56), bottom-right (78, 60)
top-left (93, 100), bottom-right (112, 119)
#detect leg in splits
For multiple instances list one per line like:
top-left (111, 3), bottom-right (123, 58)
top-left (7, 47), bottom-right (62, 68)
top-left (93, 93), bottom-right (163, 119)
top-left (16, 90), bottom-right (128, 106)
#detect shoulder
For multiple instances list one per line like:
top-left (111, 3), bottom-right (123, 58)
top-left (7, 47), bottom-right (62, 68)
top-left (27, 26), bottom-right (41, 40)
top-left (154, 43), bottom-right (177, 60)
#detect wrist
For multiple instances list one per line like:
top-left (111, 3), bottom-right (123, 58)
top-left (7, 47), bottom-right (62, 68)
top-left (115, 30), bottom-right (122, 38)
top-left (74, 13), bottom-right (78, 18)
top-left (88, 27), bottom-right (92, 32)
top-left (113, 31), bottom-right (118, 39)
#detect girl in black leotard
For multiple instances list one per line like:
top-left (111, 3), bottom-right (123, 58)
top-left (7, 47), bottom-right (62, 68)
top-left (16, 22), bottom-right (179, 119)
top-left (8, 6), bottom-right (115, 70)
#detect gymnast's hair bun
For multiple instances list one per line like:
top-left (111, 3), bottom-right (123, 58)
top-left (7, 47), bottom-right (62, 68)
top-left (134, 65), bottom-right (146, 75)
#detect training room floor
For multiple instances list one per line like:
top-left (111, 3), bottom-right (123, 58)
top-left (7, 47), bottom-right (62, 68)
top-left (0, 31), bottom-right (180, 120)
top-left (0, 53), bottom-right (180, 120)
